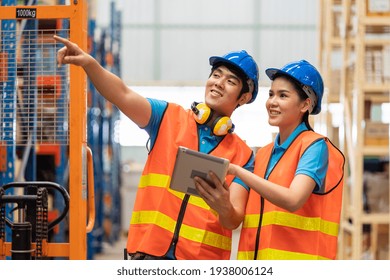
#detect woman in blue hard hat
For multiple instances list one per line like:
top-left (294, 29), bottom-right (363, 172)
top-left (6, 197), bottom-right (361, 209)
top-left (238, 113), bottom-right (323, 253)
top-left (54, 35), bottom-right (259, 260)
top-left (227, 60), bottom-right (345, 260)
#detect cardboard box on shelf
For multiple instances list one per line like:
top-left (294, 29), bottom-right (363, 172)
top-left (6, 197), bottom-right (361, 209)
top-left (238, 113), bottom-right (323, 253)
top-left (377, 224), bottom-right (389, 260)
top-left (365, 121), bottom-right (389, 146)
top-left (366, 0), bottom-right (390, 16)
top-left (0, 52), bottom-right (7, 82)
top-left (364, 171), bottom-right (389, 213)
top-left (383, 45), bottom-right (390, 83)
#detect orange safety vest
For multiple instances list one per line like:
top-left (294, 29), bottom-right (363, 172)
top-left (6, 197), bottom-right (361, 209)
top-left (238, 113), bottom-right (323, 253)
top-left (237, 130), bottom-right (345, 260)
top-left (126, 103), bottom-right (253, 260)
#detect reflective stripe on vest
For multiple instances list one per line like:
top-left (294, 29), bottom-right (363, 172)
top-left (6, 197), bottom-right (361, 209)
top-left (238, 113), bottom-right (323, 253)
top-left (237, 248), bottom-right (330, 260)
top-left (139, 172), bottom-right (215, 210)
top-left (131, 211), bottom-right (231, 250)
top-left (242, 211), bottom-right (339, 237)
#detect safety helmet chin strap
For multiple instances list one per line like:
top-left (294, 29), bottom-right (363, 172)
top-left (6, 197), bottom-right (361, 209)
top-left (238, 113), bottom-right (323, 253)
top-left (247, 79), bottom-right (254, 96)
top-left (302, 85), bottom-right (318, 114)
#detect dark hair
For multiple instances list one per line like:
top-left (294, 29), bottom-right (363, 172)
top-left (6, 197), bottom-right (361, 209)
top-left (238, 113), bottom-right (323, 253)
top-left (210, 62), bottom-right (250, 100)
top-left (273, 73), bottom-right (313, 131)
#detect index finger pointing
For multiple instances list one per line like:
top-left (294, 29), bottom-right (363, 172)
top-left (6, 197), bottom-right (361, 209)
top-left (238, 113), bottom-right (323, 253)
top-left (53, 35), bottom-right (71, 46)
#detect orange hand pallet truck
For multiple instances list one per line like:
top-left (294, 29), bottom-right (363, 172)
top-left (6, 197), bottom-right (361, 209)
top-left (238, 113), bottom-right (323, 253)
top-left (0, 1), bottom-right (95, 260)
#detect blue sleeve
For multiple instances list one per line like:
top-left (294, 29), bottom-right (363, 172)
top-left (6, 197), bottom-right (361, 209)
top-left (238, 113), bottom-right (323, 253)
top-left (296, 139), bottom-right (328, 193)
top-left (144, 98), bottom-right (168, 148)
top-left (232, 152), bottom-right (254, 192)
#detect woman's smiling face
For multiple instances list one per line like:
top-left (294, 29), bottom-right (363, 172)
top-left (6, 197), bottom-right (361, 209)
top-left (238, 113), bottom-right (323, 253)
top-left (266, 76), bottom-right (309, 134)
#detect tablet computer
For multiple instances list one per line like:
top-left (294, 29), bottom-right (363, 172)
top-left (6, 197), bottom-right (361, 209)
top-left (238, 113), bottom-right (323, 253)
top-left (169, 146), bottom-right (230, 196)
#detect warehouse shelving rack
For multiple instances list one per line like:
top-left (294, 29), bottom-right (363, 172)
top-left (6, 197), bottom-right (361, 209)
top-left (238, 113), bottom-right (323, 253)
top-left (319, 0), bottom-right (390, 259)
top-left (86, 0), bottom-right (122, 260)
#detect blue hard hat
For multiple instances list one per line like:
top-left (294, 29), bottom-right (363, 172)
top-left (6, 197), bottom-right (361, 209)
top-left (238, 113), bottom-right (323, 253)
top-left (265, 60), bottom-right (324, 115)
top-left (209, 50), bottom-right (259, 103)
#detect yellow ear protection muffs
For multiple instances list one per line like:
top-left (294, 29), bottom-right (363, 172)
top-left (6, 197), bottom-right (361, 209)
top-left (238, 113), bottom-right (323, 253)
top-left (191, 102), bottom-right (235, 136)
top-left (212, 116), bottom-right (235, 136)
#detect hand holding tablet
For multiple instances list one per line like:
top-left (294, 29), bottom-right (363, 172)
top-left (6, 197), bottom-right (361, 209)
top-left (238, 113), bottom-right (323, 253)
top-left (169, 146), bottom-right (230, 196)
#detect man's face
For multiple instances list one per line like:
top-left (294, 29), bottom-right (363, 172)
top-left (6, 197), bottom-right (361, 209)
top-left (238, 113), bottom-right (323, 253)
top-left (204, 65), bottom-right (243, 117)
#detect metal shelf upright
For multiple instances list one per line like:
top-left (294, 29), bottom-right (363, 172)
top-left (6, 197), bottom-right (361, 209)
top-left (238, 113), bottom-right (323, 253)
top-left (86, 0), bottom-right (122, 259)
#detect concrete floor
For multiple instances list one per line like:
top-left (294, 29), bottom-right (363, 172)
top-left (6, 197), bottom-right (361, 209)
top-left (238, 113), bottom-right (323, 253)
top-left (93, 228), bottom-right (241, 260)
top-left (93, 233), bottom-right (128, 260)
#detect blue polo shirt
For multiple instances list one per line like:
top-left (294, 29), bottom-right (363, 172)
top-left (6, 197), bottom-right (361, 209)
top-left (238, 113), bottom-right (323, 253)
top-left (266, 122), bottom-right (328, 193)
top-left (143, 98), bottom-right (254, 191)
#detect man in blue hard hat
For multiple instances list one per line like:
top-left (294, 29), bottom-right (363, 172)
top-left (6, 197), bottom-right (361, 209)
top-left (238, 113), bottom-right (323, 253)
top-left (54, 35), bottom-right (259, 260)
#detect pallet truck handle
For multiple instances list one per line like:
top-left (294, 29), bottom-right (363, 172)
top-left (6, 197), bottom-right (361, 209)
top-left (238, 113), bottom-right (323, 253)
top-left (85, 146), bottom-right (95, 233)
top-left (0, 181), bottom-right (70, 231)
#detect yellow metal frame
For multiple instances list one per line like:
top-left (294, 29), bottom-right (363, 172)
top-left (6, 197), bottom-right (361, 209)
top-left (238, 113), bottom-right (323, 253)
top-left (0, 2), bottom-right (94, 260)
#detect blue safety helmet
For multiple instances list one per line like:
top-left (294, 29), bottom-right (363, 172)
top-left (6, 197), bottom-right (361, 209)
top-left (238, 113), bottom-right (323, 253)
top-left (209, 50), bottom-right (259, 103)
top-left (265, 60), bottom-right (324, 115)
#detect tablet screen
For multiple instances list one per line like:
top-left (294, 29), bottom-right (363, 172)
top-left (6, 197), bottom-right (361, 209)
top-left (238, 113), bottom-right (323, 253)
top-left (169, 146), bottom-right (230, 196)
